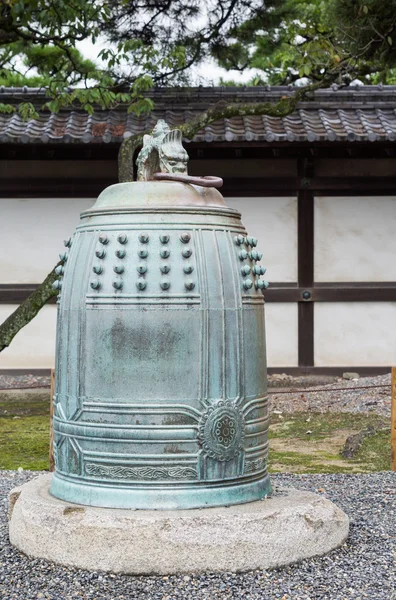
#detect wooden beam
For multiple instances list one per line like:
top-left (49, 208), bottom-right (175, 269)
top-left (3, 175), bottom-right (396, 197)
top-left (297, 189), bottom-right (314, 367)
top-left (312, 284), bottom-right (396, 302)
top-left (392, 367), bottom-right (396, 471)
top-left (0, 178), bottom-right (116, 197)
top-left (265, 285), bottom-right (396, 302)
top-left (222, 177), bottom-right (396, 194)
top-left (267, 366), bottom-right (392, 376)
top-left (298, 302), bottom-right (314, 367)
top-left (0, 366), bottom-right (391, 376)
top-left (2, 283), bottom-right (396, 304)
top-left (0, 285), bottom-right (57, 304)
top-left (49, 369), bottom-right (55, 473)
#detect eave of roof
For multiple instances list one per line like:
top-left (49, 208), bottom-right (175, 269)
top-left (1, 85), bottom-right (396, 145)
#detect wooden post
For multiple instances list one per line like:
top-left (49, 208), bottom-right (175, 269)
top-left (392, 368), bottom-right (396, 471)
top-left (49, 369), bottom-right (55, 472)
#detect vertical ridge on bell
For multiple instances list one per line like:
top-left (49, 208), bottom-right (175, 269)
top-left (226, 230), bottom-right (244, 405)
top-left (59, 231), bottom-right (95, 418)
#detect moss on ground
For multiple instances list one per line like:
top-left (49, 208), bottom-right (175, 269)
top-left (0, 392), bottom-right (50, 470)
top-left (354, 429), bottom-right (391, 472)
top-left (0, 393), bottom-right (50, 417)
top-left (0, 415), bottom-right (50, 470)
top-left (0, 396), bottom-right (391, 473)
top-left (269, 411), bottom-right (387, 440)
top-left (269, 412), bottom-right (391, 474)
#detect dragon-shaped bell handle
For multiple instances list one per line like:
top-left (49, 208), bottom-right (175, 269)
top-left (136, 120), bottom-right (223, 188)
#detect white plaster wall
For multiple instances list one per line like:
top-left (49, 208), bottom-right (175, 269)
top-left (0, 302), bottom-right (297, 369)
top-left (0, 196), bottom-right (297, 284)
top-left (0, 198), bottom-right (95, 283)
top-left (315, 196), bottom-right (396, 282)
top-left (0, 195), bottom-right (298, 369)
top-left (0, 304), bottom-right (57, 368)
top-left (265, 303), bottom-right (298, 367)
top-left (315, 302), bottom-right (396, 366)
top-left (227, 197), bottom-right (297, 282)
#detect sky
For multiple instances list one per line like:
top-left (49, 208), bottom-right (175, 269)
top-left (77, 39), bottom-right (260, 87)
top-left (75, 1), bottom-right (262, 87)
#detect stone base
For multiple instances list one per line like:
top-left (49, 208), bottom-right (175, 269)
top-left (8, 474), bottom-right (349, 575)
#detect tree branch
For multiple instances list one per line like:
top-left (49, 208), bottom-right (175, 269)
top-left (118, 82), bottom-right (325, 181)
top-left (0, 262), bottom-right (60, 352)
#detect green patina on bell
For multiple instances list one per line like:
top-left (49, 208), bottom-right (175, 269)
top-left (50, 120), bottom-right (271, 509)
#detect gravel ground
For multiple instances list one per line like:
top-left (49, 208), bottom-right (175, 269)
top-left (0, 374), bottom-right (50, 390)
top-left (0, 373), bottom-right (392, 417)
top-left (1, 470), bottom-right (395, 600)
top-left (269, 374), bottom-right (392, 417)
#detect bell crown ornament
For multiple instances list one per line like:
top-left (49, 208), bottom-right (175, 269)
top-left (137, 119), bottom-right (189, 181)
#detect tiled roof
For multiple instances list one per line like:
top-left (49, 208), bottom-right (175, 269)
top-left (1, 85), bottom-right (396, 144)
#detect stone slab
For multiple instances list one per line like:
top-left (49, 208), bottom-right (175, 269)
top-left (8, 474), bottom-right (349, 575)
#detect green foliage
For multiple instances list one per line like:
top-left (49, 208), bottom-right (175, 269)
top-left (0, 0), bottom-right (169, 118)
top-left (328, 0), bottom-right (396, 83)
top-left (213, 0), bottom-right (396, 85)
top-left (1, 0), bottom-right (396, 117)
top-left (0, 102), bottom-right (15, 113)
top-left (0, 71), bottom-right (50, 87)
top-left (18, 101), bottom-right (39, 120)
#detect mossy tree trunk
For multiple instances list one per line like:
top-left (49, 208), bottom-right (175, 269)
top-left (0, 82), bottom-right (327, 352)
top-left (0, 263), bottom-right (60, 352)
